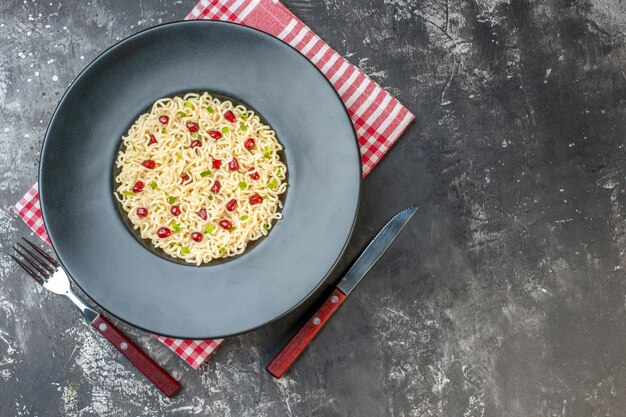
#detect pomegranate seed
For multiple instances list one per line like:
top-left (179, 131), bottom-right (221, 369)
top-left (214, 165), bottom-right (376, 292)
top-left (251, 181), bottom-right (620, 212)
top-left (226, 199), bottom-right (237, 212)
top-left (248, 167), bottom-right (260, 180)
top-left (148, 134), bottom-right (158, 145)
top-left (190, 140), bottom-right (202, 148)
top-left (157, 227), bottom-right (171, 238)
top-left (208, 130), bottom-right (222, 139)
top-left (249, 194), bottom-right (263, 205)
top-left (136, 207), bottom-right (148, 217)
top-left (142, 160), bottom-right (156, 169)
top-left (133, 181), bottom-right (144, 193)
top-left (171, 205), bottom-right (181, 216)
top-left (159, 115), bottom-right (169, 124)
top-left (211, 180), bottom-right (221, 193)
top-left (212, 159), bottom-right (222, 169)
top-left (244, 138), bottom-right (255, 150)
top-left (197, 209), bottom-right (207, 220)
top-left (224, 110), bottom-right (236, 122)
top-left (181, 174), bottom-right (190, 184)
top-left (186, 122), bottom-right (199, 132)
top-left (219, 219), bottom-right (232, 230)
top-left (228, 158), bottom-right (239, 171)
top-left (191, 232), bottom-right (203, 242)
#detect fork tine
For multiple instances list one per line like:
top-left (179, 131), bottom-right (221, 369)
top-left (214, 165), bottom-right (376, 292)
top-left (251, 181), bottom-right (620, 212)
top-left (22, 238), bottom-right (58, 267)
top-left (13, 246), bottom-right (50, 279)
top-left (15, 243), bottom-right (55, 273)
top-left (10, 253), bottom-right (43, 283)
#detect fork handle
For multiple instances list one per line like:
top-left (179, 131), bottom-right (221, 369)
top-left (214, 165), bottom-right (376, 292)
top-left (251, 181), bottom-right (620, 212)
top-left (91, 315), bottom-right (182, 396)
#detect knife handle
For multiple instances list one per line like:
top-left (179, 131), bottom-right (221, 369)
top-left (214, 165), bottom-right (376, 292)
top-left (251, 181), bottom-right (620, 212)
top-left (266, 288), bottom-right (347, 378)
top-left (92, 315), bottom-right (182, 396)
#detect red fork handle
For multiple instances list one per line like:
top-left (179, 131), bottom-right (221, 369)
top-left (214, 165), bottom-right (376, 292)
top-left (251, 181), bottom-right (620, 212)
top-left (91, 315), bottom-right (182, 396)
top-left (266, 288), bottom-right (347, 378)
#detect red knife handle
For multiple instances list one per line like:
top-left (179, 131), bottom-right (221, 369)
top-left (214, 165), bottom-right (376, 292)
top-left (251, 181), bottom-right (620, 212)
top-left (92, 315), bottom-right (182, 396)
top-left (266, 288), bottom-right (347, 378)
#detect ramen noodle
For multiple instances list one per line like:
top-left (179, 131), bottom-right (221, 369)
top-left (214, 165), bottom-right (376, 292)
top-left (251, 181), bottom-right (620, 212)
top-left (114, 92), bottom-right (287, 265)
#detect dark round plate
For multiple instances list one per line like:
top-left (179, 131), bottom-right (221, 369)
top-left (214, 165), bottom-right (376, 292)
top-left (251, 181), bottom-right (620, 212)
top-left (39, 20), bottom-right (360, 339)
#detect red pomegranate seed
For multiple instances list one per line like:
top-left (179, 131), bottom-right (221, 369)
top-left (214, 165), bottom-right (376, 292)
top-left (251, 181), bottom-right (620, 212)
top-left (190, 140), bottom-right (202, 148)
top-left (171, 205), bottom-right (181, 216)
top-left (136, 207), bottom-right (148, 217)
top-left (186, 122), bottom-right (199, 132)
top-left (142, 160), bottom-right (156, 169)
top-left (133, 181), bottom-right (144, 193)
top-left (219, 219), bottom-right (232, 230)
top-left (249, 194), bottom-right (263, 205)
top-left (228, 158), bottom-right (239, 171)
top-left (157, 227), bottom-right (171, 238)
top-left (224, 110), bottom-right (236, 122)
top-left (226, 199), bottom-right (237, 212)
top-left (181, 174), bottom-right (190, 184)
top-left (191, 232), bottom-right (203, 242)
top-left (197, 209), bottom-right (207, 220)
top-left (212, 159), bottom-right (222, 169)
top-left (208, 130), bottom-right (222, 139)
top-left (159, 115), bottom-right (169, 124)
top-left (148, 134), bottom-right (158, 145)
top-left (211, 180), bottom-right (221, 193)
top-left (248, 167), bottom-right (260, 180)
top-left (244, 138), bottom-right (255, 150)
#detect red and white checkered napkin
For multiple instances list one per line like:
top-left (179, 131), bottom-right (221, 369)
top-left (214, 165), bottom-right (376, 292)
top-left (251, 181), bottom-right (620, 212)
top-left (188, 0), bottom-right (414, 174)
top-left (14, 0), bottom-right (414, 369)
top-left (13, 184), bottom-right (224, 369)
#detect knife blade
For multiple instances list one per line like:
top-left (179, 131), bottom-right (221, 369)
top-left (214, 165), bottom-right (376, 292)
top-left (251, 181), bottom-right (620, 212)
top-left (337, 205), bottom-right (418, 295)
top-left (266, 205), bottom-right (418, 378)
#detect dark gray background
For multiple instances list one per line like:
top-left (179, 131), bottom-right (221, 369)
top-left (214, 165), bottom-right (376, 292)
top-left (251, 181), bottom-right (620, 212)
top-left (1, 0), bottom-right (625, 416)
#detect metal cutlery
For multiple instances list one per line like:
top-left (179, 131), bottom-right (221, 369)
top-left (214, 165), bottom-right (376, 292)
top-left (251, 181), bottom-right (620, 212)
top-left (266, 205), bottom-right (418, 378)
top-left (11, 238), bottom-right (182, 397)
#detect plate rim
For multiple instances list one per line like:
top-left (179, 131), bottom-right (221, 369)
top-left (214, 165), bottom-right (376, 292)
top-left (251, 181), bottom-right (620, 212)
top-left (39, 19), bottom-right (362, 339)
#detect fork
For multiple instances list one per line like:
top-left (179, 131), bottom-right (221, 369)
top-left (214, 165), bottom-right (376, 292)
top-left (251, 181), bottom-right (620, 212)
top-left (11, 238), bottom-right (182, 397)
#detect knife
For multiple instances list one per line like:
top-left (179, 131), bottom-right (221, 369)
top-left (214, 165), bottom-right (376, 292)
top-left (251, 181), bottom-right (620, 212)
top-left (266, 205), bottom-right (418, 378)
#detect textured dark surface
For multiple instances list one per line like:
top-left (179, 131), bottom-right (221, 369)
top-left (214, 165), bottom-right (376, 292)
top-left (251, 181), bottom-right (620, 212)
top-left (1, 0), bottom-right (626, 416)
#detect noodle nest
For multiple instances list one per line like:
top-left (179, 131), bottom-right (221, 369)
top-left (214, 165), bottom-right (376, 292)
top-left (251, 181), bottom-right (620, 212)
top-left (115, 92), bottom-right (287, 265)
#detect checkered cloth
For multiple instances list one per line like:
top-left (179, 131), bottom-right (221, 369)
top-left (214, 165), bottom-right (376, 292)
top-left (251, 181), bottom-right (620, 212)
top-left (14, 0), bottom-right (413, 369)
top-left (188, 0), bottom-right (414, 175)
top-left (13, 184), bottom-right (224, 369)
